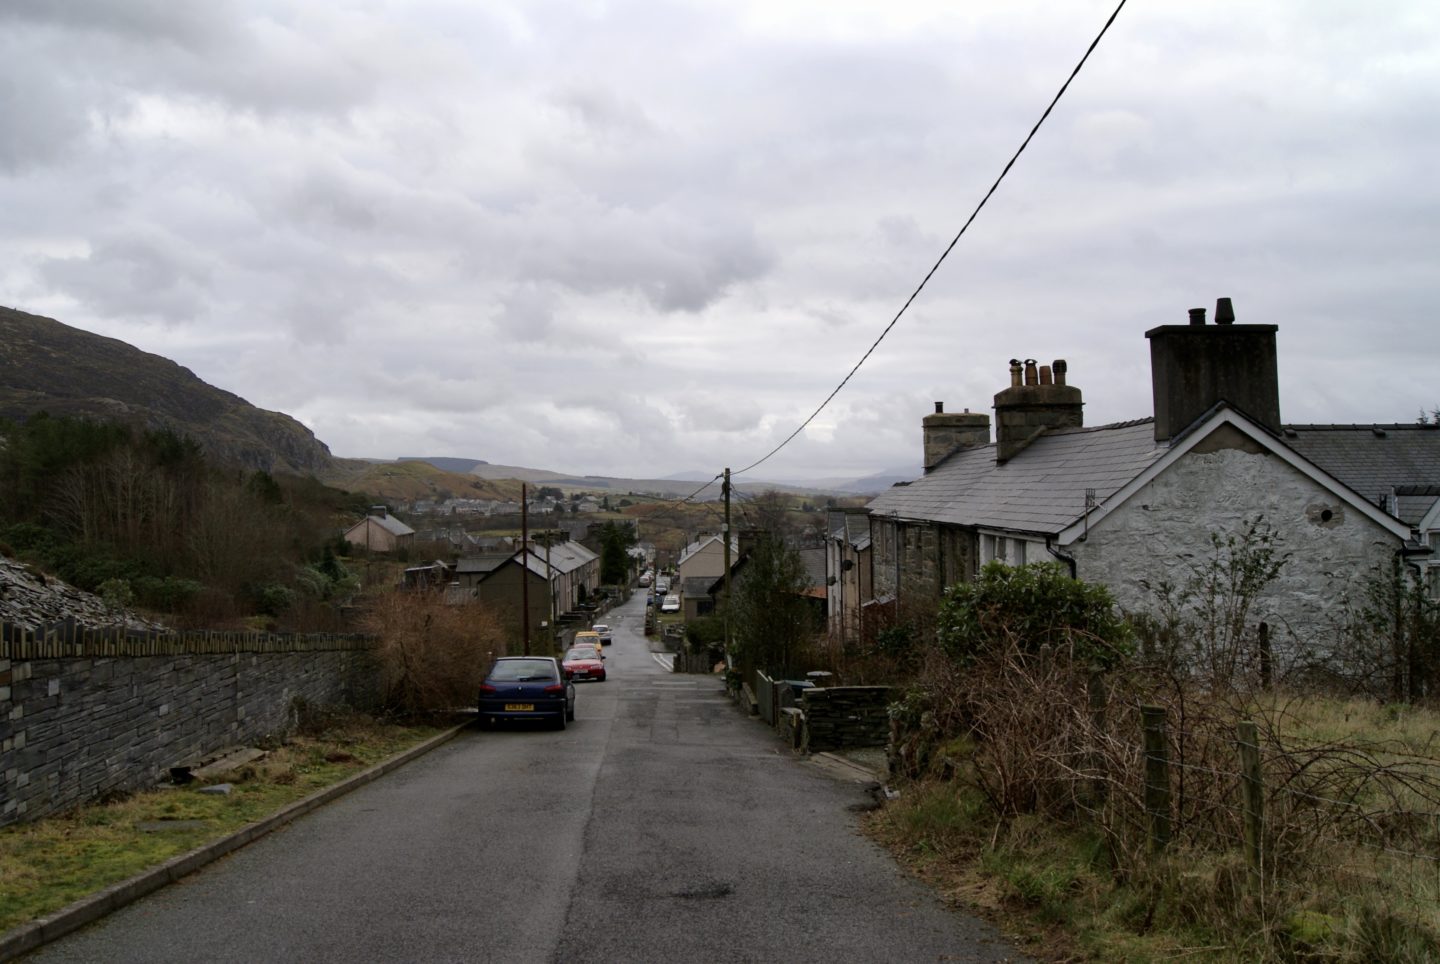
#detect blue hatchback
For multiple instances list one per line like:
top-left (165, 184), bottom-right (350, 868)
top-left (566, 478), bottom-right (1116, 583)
top-left (478, 656), bottom-right (576, 730)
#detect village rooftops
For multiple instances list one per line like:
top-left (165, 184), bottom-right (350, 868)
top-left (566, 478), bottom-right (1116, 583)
top-left (1282, 423), bottom-right (1440, 526)
top-left (869, 418), bottom-right (1164, 535)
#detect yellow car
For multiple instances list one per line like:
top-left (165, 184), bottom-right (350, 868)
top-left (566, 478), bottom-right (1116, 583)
top-left (575, 630), bottom-right (604, 658)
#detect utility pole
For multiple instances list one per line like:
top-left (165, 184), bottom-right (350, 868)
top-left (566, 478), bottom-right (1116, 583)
top-left (521, 482), bottom-right (530, 656)
top-left (723, 468), bottom-right (732, 660)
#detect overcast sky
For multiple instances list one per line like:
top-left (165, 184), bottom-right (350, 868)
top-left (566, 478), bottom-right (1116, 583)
top-left (2, 1), bottom-right (1437, 483)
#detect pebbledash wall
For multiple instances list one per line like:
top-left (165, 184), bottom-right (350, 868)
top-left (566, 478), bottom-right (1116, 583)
top-left (0, 624), bottom-right (377, 826)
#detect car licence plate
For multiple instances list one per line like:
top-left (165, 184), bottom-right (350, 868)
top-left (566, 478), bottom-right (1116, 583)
top-left (504, 703), bottom-right (534, 711)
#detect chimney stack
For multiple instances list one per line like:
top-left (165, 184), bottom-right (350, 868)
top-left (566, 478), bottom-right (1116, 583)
top-left (1147, 298), bottom-right (1280, 442)
top-left (993, 357), bottom-right (1083, 463)
top-left (923, 402), bottom-right (990, 473)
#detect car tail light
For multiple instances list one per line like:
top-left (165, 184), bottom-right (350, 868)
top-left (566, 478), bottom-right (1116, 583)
top-left (543, 684), bottom-right (564, 694)
top-left (479, 684), bottom-right (497, 694)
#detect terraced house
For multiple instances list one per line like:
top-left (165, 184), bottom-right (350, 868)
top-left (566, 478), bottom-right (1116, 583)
top-left (865, 299), bottom-right (1437, 671)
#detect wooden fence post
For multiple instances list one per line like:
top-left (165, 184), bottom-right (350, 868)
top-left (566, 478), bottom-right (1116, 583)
top-left (1141, 705), bottom-right (1171, 852)
top-left (1087, 671), bottom-right (1108, 808)
top-left (1256, 622), bottom-right (1272, 692)
top-left (1237, 720), bottom-right (1264, 892)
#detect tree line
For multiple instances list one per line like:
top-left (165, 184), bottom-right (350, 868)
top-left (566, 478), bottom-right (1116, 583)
top-left (0, 413), bottom-right (368, 627)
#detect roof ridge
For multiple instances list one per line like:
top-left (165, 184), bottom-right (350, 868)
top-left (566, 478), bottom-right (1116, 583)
top-left (1284, 423), bottom-right (1440, 431)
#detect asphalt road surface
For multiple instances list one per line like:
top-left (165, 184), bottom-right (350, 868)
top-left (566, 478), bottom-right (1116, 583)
top-left (28, 594), bottom-right (1027, 963)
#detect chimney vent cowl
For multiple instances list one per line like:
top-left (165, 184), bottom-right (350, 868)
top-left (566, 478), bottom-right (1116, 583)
top-left (1215, 297), bottom-right (1236, 325)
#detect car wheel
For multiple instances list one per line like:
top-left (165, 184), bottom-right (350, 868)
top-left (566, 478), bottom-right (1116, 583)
top-left (565, 701), bottom-right (575, 722)
top-left (554, 711), bottom-right (567, 730)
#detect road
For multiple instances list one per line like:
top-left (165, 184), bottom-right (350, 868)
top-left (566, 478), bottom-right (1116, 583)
top-left (29, 594), bottom-right (1026, 963)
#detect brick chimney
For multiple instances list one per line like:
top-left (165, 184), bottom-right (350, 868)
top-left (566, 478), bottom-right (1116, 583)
top-left (923, 402), bottom-right (990, 473)
top-left (1147, 297), bottom-right (1280, 442)
top-left (993, 358), bottom-right (1083, 463)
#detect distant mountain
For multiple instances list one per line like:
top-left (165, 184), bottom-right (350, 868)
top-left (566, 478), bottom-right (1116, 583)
top-left (0, 305), bottom-right (336, 475)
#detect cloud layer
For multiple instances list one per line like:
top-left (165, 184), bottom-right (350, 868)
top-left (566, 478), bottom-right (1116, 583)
top-left (3, 0), bottom-right (1437, 482)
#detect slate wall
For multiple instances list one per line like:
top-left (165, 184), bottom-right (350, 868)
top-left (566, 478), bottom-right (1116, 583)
top-left (0, 632), bottom-right (376, 825)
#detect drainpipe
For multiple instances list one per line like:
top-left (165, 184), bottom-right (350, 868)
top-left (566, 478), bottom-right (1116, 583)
top-left (1046, 537), bottom-right (1077, 580)
top-left (1397, 540), bottom-right (1433, 701)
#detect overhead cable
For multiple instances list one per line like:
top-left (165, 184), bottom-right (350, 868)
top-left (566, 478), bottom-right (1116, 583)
top-left (733, 0), bottom-right (1130, 478)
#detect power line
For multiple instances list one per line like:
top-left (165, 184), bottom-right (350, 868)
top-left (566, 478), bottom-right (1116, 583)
top-left (733, 0), bottom-right (1130, 479)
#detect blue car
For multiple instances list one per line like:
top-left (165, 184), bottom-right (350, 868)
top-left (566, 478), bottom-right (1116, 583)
top-left (478, 656), bottom-right (576, 730)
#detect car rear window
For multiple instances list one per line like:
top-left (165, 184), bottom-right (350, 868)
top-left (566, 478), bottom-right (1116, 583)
top-left (564, 648), bottom-right (595, 660)
top-left (489, 659), bottom-right (557, 682)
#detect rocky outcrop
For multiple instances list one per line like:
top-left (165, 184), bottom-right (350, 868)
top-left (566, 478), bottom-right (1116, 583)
top-left (0, 305), bottom-right (335, 476)
top-left (0, 554), bottom-right (164, 632)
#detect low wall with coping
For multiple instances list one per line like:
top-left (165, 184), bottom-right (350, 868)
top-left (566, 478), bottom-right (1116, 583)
top-left (0, 624), bottom-right (376, 825)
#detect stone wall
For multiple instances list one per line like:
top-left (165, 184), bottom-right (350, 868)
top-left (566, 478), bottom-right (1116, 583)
top-left (0, 628), bottom-right (376, 825)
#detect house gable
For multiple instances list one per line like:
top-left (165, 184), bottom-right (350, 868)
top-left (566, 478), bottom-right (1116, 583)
top-left (1058, 408), bottom-right (1411, 546)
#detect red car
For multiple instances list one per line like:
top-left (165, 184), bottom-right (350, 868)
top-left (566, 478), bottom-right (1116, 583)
top-left (562, 646), bottom-right (607, 682)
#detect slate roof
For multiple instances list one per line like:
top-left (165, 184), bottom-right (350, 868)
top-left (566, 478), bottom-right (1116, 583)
top-left (1281, 424), bottom-right (1440, 526)
top-left (867, 419), bottom-right (1165, 535)
top-left (455, 554), bottom-right (511, 575)
top-left (680, 576), bottom-right (714, 600)
top-left (371, 514), bottom-right (415, 537)
top-left (538, 541), bottom-right (599, 575)
top-left (798, 546), bottom-right (827, 593)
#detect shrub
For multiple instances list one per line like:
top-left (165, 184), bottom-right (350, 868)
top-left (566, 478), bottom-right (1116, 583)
top-left (365, 592), bottom-right (507, 715)
top-left (936, 561), bottom-right (1132, 669)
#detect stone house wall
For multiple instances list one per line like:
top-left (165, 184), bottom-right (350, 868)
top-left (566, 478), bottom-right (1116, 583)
top-left (1070, 445), bottom-right (1398, 662)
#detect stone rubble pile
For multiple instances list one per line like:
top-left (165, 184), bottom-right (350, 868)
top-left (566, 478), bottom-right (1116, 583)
top-left (0, 553), bottom-right (164, 632)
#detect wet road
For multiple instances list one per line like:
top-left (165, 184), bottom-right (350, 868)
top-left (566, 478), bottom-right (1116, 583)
top-left (29, 594), bottom-right (1025, 963)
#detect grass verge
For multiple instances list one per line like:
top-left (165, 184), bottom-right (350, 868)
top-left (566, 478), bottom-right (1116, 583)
top-left (0, 711), bottom-right (446, 934)
top-left (864, 690), bottom-right (1440, 963)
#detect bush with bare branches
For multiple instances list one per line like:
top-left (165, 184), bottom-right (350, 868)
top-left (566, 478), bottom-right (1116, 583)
top-left (364, 591), bottom-right (507, 716)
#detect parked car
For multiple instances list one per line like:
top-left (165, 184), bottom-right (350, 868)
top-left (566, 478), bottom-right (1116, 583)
top-left (638, 572), bottom-right (652, 588)
top-left (562, 646), bottom-right (607, 682)
top-left (660, 594), bottom-right (680, 613)
top-left (592, 623), bottom-right (613, 645)
top-left (655, 577), bottom-right (671, 593)
top-left (575, 629), bottom-right (604, 658)
top-left (478, 656), bottom-right (575, 729)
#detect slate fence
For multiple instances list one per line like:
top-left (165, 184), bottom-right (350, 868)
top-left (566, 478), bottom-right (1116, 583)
top-left (747, 668), bottom-right (891, 754)
top-left (0, 620), bottom-right (377, 826)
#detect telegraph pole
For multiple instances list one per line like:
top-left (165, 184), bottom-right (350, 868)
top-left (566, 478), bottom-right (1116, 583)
top-left (521, 482), bottom-right (530, 656)
top-left (723, 468), bottom-right (732, 659)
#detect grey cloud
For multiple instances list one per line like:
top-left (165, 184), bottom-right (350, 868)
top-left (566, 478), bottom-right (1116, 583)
top-left (0, 46), bottom-right (92, 172)
top-left (39, 229), bottom-right (214, 324)
top-left (0, 0), bottom-right (235, 49)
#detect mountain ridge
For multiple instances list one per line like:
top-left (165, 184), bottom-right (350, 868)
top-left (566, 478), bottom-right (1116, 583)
top-left (0, 306), bottom-right (336, 476)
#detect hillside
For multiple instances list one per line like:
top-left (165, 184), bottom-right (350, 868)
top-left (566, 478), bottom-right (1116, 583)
top-left (0, 306), bottom-right (335, 475)
top-left (325, 459), bottom-right (523, 504)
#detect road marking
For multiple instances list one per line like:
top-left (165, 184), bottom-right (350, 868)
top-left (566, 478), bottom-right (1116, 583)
top-left (651, 652), bottom-right (674, 672)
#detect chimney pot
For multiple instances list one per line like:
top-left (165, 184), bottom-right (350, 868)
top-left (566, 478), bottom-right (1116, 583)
top-left (934, 401), bottom-right (944, 414)
top-left (1008, 359), bottom-right (1022, 388)
top-left (1024, 359), bottom-right (1038, 386)
top-left (1053, 359), bottom-right (1068, 385)
top-left (1215, 297), bottom-right (1235, 325)
top-left (1039, 365), bottom-right (1053, 385)
top-left (1188, 308), bottom-right (1207, 326)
